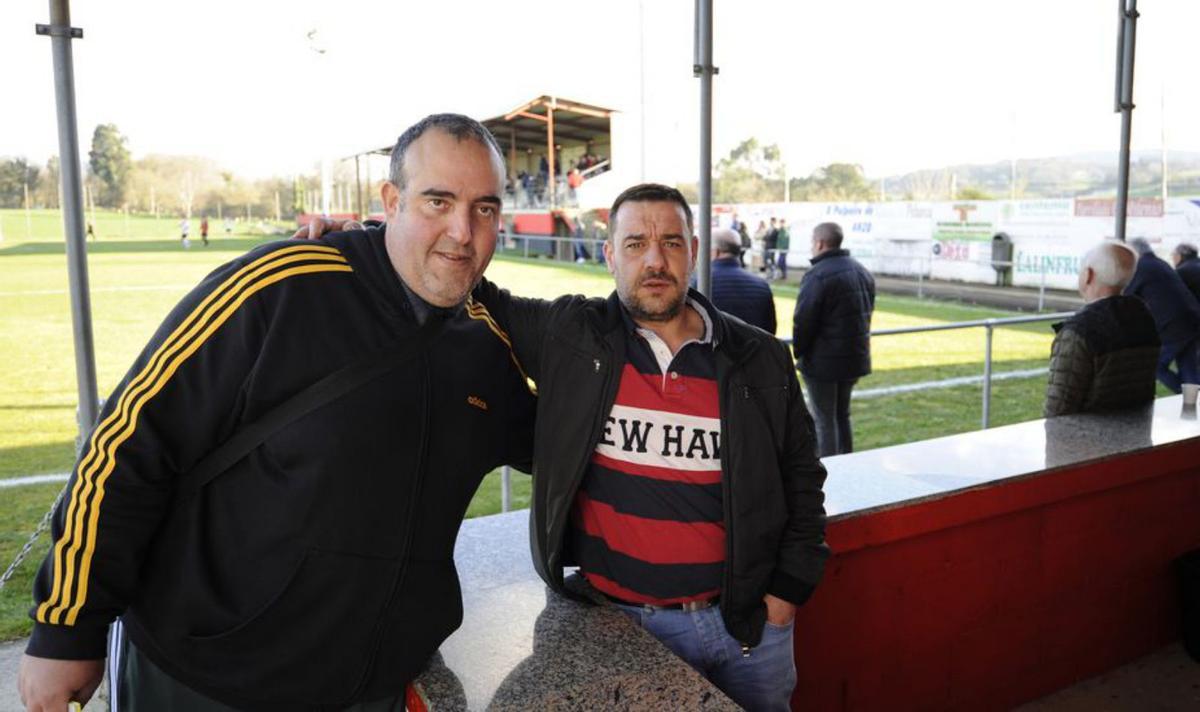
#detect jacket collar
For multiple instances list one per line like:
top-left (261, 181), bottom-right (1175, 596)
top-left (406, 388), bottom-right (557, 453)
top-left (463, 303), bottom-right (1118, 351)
top-left (810, 247), bottom-right (849, 266)
top-left (606, 288), bottom-right (757, 362)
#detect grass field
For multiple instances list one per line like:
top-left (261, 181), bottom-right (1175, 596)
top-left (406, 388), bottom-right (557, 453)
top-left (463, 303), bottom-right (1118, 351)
top-left (0, 208), bottom-right (1094, 640)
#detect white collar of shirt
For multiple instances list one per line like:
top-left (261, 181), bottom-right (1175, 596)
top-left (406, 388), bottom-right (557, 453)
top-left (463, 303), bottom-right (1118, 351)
top-left (633, 297), bottom-right (716, 375)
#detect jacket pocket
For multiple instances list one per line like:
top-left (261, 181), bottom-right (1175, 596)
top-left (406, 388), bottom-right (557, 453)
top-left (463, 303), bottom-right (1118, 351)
top-left (183, 548), bottom-right (399, 705)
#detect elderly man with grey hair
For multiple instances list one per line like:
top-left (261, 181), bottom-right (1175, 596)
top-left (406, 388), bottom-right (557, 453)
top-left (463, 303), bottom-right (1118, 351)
top-left (709, 227), bottom-right (777, 333)
top-left (1044, 241), bottom-right (1161, 416)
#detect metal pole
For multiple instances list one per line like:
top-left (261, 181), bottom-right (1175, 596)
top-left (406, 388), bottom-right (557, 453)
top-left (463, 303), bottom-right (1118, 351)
top-left (501, 466), bottom-right (511, 513)
top-left (1038, 262), bottom-right (1047, 311)
top-left (24, 183), bottom-right (33, 239)
top-left (694, 0), bottom-right (715, 297)
top-left (982, 322), bottom-right (994, 429)
top-left (38, 0), bottom-right (99, 437)
top-left (354, 155), bottom-right (364, 220)
top-left (546, 103), bottom-right (557, 209)
top-left (1114, 0), bottom-right (1138, 242)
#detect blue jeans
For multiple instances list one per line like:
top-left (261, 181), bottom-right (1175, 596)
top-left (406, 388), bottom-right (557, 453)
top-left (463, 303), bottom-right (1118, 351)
top-left (1158, 338), bottom-right (1200, 394)
top-left (616, 604), bottom-right (796, 711)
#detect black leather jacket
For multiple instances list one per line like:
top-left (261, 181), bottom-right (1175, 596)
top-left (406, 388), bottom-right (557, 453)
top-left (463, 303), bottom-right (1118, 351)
top-left (475, 284), bottom-right (829, 647)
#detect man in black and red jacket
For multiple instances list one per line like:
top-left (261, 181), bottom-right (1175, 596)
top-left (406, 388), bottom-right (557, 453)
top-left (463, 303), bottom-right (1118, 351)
top-left (476, 184), bottom-right (829, 712)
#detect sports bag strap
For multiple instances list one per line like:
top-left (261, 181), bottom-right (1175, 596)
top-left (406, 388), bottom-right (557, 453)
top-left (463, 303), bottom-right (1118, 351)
top-left (173, 321), bottom-right (437, 506)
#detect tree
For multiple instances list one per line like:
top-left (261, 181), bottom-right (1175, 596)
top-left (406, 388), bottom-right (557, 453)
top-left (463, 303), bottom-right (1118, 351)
top-left (34, 156), bottom-right (60, 208)
top-left (713, 138), bottom-right (786, 203)
top-left (957, 186), bottom-right (993, 200)
top-left (0, 157), bottom-right (40, 209)
top-left (790, 163), bottom-right (875, 201)
top-left (88, 124), bottom-right (132, 207)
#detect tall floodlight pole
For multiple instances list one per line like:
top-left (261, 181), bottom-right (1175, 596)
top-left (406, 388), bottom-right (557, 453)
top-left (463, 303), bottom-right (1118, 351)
top-left (693, 0), bottom-right (716, 297)
top-left (638, 0), bottom-right (647, 182)
top-left (37, 0), bottom-right (99, 439)
top-left (1113, 0), bottom-right (1139, 242)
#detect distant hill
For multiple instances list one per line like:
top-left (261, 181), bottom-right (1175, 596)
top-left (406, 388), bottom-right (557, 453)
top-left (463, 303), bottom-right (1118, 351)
top-left (883, 150), bottom-right (1200, 200)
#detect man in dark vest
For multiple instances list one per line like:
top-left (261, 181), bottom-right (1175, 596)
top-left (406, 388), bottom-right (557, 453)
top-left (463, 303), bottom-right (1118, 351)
top-left (1045, 241), bottom-right (1160, 416)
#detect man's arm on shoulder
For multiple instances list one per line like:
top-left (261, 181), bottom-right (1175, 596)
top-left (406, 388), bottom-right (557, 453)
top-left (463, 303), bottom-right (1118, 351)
top-left (471, 277), bottom-right (577, 383)
top-left (769, 340), bottom-right (831, 606)
top-left (1044, 328), bottom-right (1093, 417)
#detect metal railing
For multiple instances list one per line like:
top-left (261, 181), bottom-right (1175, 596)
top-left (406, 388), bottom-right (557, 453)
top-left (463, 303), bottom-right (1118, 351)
top-left (494, 309), bottom-right (1075, 511)
top-left (865, 311), bottom-right (1073, 429)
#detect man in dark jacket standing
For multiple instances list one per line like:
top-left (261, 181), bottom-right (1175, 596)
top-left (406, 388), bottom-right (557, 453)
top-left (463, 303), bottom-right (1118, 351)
top-left (1045, 241), bottom-right (1160, 416)
top-left (1172, 243), bottom-right (1200, 303)
top-left (1124, 238), bottom-right (1200, 393)
top-left (710, 227), bottom-right (777, 333)
top-left (478, 184), bottom-right (828, 711)
top-left (792, 222), bottom-right (876, 457)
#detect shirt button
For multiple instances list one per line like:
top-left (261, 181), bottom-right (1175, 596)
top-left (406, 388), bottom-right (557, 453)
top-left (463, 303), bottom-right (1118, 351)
top-left (670, 371), bottom-right (679, 380)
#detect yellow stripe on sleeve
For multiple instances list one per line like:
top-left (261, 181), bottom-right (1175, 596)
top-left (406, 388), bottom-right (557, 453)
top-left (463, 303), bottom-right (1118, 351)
top-left (38, 245), bottom-right (348, 625)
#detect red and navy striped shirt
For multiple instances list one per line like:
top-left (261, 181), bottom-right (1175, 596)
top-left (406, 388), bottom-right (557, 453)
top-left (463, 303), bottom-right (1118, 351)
top-left (571, 300), bottom-right (724, 605)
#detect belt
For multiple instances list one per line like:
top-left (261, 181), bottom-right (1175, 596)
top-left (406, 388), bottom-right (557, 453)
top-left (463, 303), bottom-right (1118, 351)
top-left (604, 593), bottom-right (720, 612)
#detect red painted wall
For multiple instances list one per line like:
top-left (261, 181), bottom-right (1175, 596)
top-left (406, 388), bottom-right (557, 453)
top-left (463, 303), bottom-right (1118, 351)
top-left (792, 441), bottom-right (1200, 711)
top-left (512, 213), bottom-right (556, 235)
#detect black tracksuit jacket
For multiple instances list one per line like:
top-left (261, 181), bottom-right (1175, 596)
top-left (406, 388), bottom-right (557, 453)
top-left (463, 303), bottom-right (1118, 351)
top-left (27, 228), bottom-right (535, 711)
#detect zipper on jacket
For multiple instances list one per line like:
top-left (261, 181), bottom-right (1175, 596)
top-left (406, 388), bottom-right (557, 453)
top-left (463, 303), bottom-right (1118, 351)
top-left (550, 346), bottom-right (617, 581)
top-left (347, 351), bottom-right (434, 700)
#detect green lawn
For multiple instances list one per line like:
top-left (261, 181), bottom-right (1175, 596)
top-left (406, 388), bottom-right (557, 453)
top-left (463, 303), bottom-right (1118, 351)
top-left (0, 210), bottom-right (1074, 641)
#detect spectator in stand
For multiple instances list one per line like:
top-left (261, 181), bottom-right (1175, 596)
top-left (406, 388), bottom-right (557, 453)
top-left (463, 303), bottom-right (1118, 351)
top-left (762, 218), bottom-right (779, 276)
top-left (1044, 241), bottom-right (1159, 417)
top-left (792, 222), bottom-right (875, 457)
top-left (1172, 243), bottom-right (1200, 303)
top-left (568, 168), bottom-right (583, 191)
top-left (775, 218), bottom-right (791, 281)
top-left (1124, 238), bottom-right (1200, 393)
top-left (710, 227), bottom-right (777, 334)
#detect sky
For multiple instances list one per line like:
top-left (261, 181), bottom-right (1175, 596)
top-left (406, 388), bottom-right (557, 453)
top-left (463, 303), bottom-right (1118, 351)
top-left (2, 0), bottom-right (1197, 183)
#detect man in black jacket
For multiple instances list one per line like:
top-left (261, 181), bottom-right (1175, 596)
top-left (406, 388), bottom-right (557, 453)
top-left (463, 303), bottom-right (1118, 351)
top-left (1044, 241), bottom-right (1160, 416)
top-left (1172, 243), bottom-right (1200, 303)
top-left (18, 115), bottom-right (535, 712)
top-left (1125, 238), bottom-right (1200, 393)
top-left (710, 227), bottom-right (777, 333)
top-left (792, 222), bottom-right (876, 457)
top-left (477, 184), bottom-right (828, 711)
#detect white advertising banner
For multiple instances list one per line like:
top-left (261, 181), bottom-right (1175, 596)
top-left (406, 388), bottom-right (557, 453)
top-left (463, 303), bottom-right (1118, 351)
top-left (712, 196), bottom-right (1200, 291)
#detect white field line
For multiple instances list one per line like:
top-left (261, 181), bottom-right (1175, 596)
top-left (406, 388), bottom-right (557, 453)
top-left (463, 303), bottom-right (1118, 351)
top-left (0, 473), bottom-right (69, 489)
top-left (852, 367), bottom-right (1048, 399)
top-left (0, 284), bottom-right (190, 297)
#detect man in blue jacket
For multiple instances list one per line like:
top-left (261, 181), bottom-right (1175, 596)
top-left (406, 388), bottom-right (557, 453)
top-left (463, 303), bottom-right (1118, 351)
top-left (1125, 238), bottom-right (1200, 393)
top-left (1172, 243), bottom-right (1200, 303)
top-left (710, 227), bottom-right (777, 334)
top-left (792, 222), bottom-right (876, 457)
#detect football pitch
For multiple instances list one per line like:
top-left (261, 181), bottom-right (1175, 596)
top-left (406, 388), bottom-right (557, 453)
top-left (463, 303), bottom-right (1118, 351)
top-left (0, 209), bottom-right (1065, 639)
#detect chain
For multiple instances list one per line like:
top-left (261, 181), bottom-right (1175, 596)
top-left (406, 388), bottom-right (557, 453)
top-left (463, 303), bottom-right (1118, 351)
top-left (0, 483), bottom-right (66, 591)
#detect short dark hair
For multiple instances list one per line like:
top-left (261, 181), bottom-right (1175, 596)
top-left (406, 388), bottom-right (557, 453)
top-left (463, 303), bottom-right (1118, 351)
top-left (388, 113), bottom-right (504, 190)
top-left (1127, 237), bottom-right (1153, 256)
top-left (609, 183), bottom-right (693, 239)
top-left (1174, 243), bottom-right (1198, 261)
top-left (813, 222), bottom-right (844, 248)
